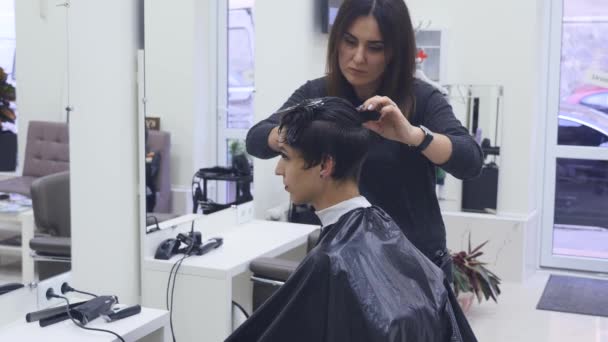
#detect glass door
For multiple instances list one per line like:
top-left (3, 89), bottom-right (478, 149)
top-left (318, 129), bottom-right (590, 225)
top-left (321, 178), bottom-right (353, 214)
top-left (541, 0), bottom-right (608, 272)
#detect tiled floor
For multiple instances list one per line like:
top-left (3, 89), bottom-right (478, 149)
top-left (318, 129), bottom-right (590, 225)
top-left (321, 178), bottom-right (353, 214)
top-left (468, 271), bottom-right (608, 341)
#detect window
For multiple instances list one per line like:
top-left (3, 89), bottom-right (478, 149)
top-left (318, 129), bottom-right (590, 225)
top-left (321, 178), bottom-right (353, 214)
top-left (0, 0), bottom-right (16, 81)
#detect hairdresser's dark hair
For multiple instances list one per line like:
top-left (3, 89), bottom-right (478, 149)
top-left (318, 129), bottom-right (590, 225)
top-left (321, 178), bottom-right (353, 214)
top-left (278, 97), bottom-right (370, 182)
top-left (326, 0), bottom-right (416, 117)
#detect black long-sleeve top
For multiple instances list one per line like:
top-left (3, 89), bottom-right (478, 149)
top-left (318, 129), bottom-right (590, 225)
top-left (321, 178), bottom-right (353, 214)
top-left (246, 77), bottom-right (483, 259)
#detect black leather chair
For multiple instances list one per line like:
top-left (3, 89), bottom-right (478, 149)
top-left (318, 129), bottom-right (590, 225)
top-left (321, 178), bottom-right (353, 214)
top-left (29, 171), bottom-right (71, 280)
top-left (249, 229), bottom-right (320, 311)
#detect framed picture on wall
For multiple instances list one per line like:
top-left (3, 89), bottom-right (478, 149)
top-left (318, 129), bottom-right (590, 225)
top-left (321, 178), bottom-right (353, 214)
top-left (145, 117), bottom-right (160, 131)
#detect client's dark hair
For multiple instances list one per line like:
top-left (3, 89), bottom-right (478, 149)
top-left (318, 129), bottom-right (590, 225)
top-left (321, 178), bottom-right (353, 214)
top-left (278, 97), bottom-right (370, 182)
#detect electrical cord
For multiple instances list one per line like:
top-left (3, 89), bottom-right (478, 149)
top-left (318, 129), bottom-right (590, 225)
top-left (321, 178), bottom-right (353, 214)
top-left (61, 283), bottom-right (98, 298)
top-left (166, 225), bottom-right (196, 342)
top-left (47, 291), bottom-right (125, 342)
top-left (165, 221), bottom-right (196, 310)
top-left (169, 254), bottom-right (192, 342)
top-left (72, 289), bottom-right (98, 298)
top-left (231, 300), bottom-right (250, 319)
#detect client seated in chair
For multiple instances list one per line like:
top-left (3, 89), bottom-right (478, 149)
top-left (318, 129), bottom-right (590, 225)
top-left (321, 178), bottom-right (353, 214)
top-left (226, 97), bottom-right (477, 342)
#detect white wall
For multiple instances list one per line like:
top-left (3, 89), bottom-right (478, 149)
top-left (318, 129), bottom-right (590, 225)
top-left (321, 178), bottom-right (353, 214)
top-left (444, 211), bottom-right (539, 282)
top-left (14, 0), bottom-right (68, 173)
top-left (253, 0), bottom-right (546, 220)
top-left (253, 0), bottom-right (328, 217)
top-left (144, 0), bottom-right (218, 193)
top-left (69, 0), bottom-right (140, 304)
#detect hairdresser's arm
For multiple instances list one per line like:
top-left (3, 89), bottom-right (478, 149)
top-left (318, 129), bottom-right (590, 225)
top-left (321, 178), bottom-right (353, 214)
top-left (421, 90), bottom-right (483, 179)
top-left (246, 80), bottom-right (320, 159)
top-left (360, 92), bottom-right (483, 179)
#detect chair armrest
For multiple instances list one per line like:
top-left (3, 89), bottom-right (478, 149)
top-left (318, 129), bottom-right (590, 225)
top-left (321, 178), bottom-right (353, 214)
top-left (29, 237), bottom-right (71, 257)
top-left (249, 257), bottom-right (300, 282)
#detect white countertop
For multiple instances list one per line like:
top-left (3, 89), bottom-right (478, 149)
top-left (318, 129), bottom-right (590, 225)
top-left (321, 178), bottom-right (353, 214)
top-left (144, 219), bottom-right (319, 279)
top-left (0, 306), bottom-right (169, 341)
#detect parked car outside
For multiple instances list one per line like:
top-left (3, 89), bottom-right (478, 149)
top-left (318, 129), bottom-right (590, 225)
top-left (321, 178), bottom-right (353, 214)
top-left (565, 86), bottom-right (608, 115)
top-left (555, 103), bottom-right (608, 230)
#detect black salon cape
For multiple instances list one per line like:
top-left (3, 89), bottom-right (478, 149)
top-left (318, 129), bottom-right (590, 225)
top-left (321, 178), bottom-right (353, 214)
top-left (226, 206), bottom-right (477, 342)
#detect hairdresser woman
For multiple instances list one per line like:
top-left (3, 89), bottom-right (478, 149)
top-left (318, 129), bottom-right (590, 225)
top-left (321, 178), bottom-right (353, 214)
top-left (246, 0), bottom-right (482, 280)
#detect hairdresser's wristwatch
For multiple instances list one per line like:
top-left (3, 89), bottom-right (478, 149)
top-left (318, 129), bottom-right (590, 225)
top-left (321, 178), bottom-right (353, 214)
top-left (414, 125), bottom-right (434, 153)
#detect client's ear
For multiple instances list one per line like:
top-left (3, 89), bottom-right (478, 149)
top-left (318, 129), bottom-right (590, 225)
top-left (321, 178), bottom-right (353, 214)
top-left (320, 155), bottom-right (336, 178)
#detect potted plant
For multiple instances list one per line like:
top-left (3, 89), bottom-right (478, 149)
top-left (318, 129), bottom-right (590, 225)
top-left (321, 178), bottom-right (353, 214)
top-left (451, 234), bottom-right (501, 313)
top-left (0, 66), bottom-right (17, 171)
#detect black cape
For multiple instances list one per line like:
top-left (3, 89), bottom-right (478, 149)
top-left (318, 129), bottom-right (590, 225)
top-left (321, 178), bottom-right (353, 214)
top-left (227, 206), bottom-right (477, 342)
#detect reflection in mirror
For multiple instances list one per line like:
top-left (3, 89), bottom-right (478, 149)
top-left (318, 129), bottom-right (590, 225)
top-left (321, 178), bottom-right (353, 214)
top-left (0, 0), bottom-right (72, 293)
top-left (443, 84), bottom-right (504, 214)
top-left (143, 0), bottom-right (255, 232)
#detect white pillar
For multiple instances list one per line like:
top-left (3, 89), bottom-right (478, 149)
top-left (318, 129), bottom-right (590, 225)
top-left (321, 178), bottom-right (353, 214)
top-left (69, 0), bottom-right (140, 304)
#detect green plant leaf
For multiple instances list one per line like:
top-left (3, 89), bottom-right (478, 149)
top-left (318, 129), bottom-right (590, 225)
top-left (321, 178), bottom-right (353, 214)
top-left (478, 276), bottom-right (495, 302)
top-left (472, 265), bottom-right (499, 302)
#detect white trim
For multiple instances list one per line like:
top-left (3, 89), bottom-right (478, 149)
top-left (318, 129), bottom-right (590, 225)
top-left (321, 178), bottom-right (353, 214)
top-left (535, 0), bottom-right (552, 275)
top-left (554, 145), bottom-right (608, 160)
top-left (442, 209), bottom-right (536, 223)
top-left (564, 16), bottom-right (608, 23)
top-left (541, 0), bottom-right (562, 271)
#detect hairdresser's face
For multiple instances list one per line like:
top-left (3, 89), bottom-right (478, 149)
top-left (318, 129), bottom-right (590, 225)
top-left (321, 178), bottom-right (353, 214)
top-left (339, 15), bottom-right (388, 94)
top-left (275, 141), bottom-right (323, 205)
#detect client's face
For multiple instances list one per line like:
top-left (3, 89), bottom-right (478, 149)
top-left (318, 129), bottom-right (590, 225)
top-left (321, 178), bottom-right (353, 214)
top-left (275, 141), bottom-right (323, 205)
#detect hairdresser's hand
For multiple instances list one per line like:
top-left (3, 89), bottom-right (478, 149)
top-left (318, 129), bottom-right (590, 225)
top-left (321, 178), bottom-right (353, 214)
top-left (268, 126), bottom-right (281, 152)
top-left (359, 96), bottom-right (421, 145)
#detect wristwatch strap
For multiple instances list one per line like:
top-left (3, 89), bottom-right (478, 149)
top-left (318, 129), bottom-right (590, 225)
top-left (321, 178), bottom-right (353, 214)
top-left (414, 125), bottom-right (434, 153)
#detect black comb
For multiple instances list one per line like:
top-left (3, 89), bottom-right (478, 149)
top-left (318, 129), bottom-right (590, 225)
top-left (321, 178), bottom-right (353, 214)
top-left (359, 110), bottom-right (381, 122)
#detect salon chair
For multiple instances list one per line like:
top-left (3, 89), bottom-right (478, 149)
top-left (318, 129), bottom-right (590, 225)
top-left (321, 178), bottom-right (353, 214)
top-left (249, 229), bottom-right (320, 311)
top-left (29, 171), bottom-right (71, 280)
top-left (0, 121), bottom-right (69, 197)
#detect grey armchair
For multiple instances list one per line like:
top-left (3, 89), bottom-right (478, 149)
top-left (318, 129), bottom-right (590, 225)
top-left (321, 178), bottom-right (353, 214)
top-left (0, 121), bottom-right (69, 197)
top-left (29, 171), bottom-right (71, 281)
top-left (249, 229), bottom-right (320, 311)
